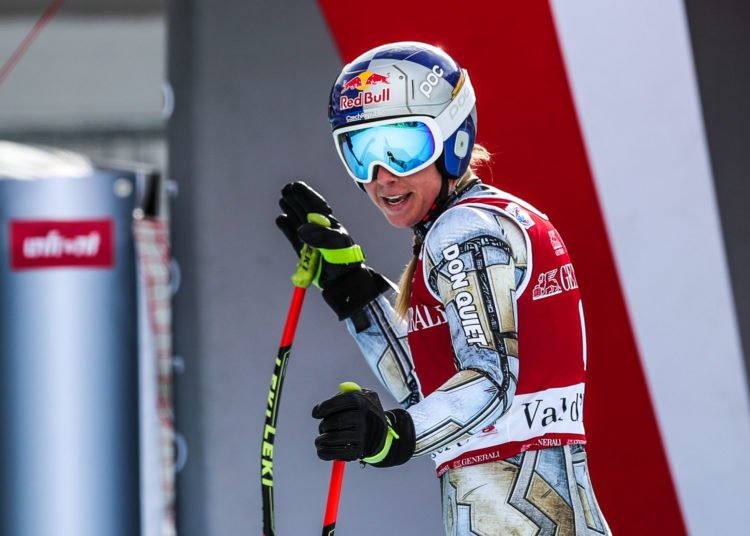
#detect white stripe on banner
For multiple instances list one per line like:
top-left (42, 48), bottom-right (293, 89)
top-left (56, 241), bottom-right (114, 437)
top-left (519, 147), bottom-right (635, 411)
top-left (550, 1), bottom-right (750, 534)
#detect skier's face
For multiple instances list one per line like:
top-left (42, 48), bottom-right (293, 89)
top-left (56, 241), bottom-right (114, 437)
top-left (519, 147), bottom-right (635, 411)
top-left (364, 164), bottom-right (443, 228)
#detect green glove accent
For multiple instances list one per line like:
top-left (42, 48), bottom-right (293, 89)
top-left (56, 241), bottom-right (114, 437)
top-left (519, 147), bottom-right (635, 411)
top-left (290, 213), bottom-right (331, 288)
top-left (311, 232), bottom-right (364, 288)
top-left (318, 244), bottom-right (365, 265)
top-left (362, 416), bottom-right (400, 464)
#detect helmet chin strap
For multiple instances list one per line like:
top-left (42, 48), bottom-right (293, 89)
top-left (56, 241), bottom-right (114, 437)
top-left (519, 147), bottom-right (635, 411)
top-left (421, 176), bottom-right (450, 219)
top-left (411, 177), bottom-right (451, 250)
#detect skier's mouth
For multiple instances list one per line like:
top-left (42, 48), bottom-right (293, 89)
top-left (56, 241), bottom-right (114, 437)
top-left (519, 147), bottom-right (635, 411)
top-left (382, 193), bottom-right (411, 207)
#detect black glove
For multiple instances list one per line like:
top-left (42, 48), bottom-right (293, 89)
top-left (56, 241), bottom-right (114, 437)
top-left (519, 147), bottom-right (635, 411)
top-left (276, 181), bottom-right (390, 319)
top-left (312, 389), bottom-right (415, 467)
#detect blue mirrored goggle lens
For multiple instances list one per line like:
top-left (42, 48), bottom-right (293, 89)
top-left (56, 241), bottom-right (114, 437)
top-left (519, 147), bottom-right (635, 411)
top-left (337, 122), bottom-right (437, 181)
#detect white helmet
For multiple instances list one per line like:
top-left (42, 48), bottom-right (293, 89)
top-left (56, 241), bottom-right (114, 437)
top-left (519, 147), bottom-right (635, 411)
top-left (328, 41), bottom-right (477, 184)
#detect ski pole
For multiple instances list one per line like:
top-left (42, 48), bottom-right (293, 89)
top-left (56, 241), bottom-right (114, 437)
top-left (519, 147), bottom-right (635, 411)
top-left (321, 381), bottom-right (362, 536)
top-left (261, 213), bottom-right (330, 536)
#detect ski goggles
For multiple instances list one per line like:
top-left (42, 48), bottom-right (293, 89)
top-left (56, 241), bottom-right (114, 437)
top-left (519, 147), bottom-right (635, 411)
top-left (332, 116), bottom-right (444, 183)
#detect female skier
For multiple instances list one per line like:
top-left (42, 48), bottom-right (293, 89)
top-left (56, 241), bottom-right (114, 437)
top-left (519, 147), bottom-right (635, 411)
top-left (277, 41), bottom-right (611, 535)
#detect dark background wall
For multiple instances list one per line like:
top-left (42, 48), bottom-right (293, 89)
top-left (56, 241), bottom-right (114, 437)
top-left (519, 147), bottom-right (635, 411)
top-left (684, 0), bottom-right (750, 381)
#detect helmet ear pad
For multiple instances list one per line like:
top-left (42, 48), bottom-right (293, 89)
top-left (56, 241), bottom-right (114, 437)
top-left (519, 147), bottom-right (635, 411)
top-left (440, 112), bottom-right (477, 179)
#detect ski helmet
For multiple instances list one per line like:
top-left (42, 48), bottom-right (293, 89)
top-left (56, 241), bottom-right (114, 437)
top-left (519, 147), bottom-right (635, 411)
top-left (329, 41), bottom-right (477, 185)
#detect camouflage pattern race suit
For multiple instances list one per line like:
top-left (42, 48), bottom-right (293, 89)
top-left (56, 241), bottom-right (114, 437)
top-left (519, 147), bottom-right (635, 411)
top-left (346, 180), bottom-right (611, 535)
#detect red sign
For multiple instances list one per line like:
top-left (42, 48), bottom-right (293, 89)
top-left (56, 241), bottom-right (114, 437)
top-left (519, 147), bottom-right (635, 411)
top-left (9, 219), bottom-right (114, 270)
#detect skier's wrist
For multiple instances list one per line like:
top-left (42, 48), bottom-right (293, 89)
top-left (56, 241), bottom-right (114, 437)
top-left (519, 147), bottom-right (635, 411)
top-left (321, 267), bottom-right (390, 320)
top-left (367, 409), bottom-right (415, 468)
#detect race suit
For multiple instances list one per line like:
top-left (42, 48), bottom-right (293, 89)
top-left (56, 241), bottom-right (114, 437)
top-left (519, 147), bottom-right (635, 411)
top-left (345, 180), bottom-right (610, 535)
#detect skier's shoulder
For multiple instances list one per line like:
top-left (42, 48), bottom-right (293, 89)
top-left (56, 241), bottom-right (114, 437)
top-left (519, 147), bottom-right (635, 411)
top-left (459, 183), bottom-right (548, 221)
top-left (425, 198), bottom-right (509, 261)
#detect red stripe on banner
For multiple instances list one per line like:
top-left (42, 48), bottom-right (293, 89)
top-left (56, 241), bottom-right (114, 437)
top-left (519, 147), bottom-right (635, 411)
top-left (318, 1), bottom-right (688, 534)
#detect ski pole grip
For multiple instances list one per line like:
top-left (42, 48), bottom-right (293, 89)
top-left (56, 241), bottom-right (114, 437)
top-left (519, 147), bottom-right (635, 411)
top-left (321, 381), bottom-right (361, 536)
top-left (339, 381), bottom-right (361, 394)
top-left (291, 213), bottom-right (331, 288)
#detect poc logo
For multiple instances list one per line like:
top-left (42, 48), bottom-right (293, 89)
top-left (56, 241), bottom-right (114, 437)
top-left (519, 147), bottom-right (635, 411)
top-left (419, 65), bottom-right (444, 98)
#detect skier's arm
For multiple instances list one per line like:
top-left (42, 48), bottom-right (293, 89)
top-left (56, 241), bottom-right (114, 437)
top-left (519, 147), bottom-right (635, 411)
top-left (344, 293), bottom-right (420, 408)
top-left (407, 205), bottom-right (526, 456)
top-left (309, 202), bottom-right (529, 467)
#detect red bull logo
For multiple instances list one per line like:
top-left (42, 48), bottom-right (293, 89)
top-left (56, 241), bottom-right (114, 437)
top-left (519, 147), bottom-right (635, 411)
top-left (339, 70), bottom-right (392, 110)
top-left (341, 75), bottom-right (364, 92)
top-left (339, 88), bottom-right (391, 111)
top-left (341, 70), bottom-right (391, 92)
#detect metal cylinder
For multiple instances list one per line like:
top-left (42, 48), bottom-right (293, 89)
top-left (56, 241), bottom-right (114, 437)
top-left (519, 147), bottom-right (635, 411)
top-left (0, 145), bottom-right (141, 536)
